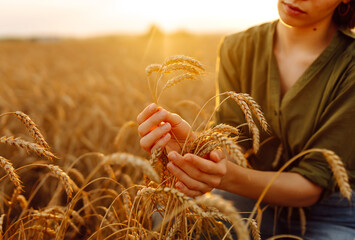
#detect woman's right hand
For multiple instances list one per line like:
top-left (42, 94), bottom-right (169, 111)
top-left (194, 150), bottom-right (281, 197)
top-left (137, 103), bottom-right (194, 154)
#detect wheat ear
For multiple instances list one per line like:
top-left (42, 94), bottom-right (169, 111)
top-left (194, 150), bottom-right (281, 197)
top-left (161, 55), bottom-right (205, 71)
top-left (249, 219), bottom-right (261, 240)
top-left (162, 73), bottom-right (198, 91)
top-left (0, 214), bottom-right (5, 237)
top-left (46, 164), bottom-right (74, 199)
top-left (12, 111), bottom-right (50, 149)
top-left (0, 136), bottom-right (56, 160)
top-left (240, 93), bottom-right (269, 132)
top-left (0, 156), bottom-right (22, 190)
top-left (166, 214), bottom-right (183, 240)
top-left (227, 92), bottom-right (260, 153)
top-left (321, 149), bottom-right (352, 201)
top-left (212, 123), bottom-right (240, 136)
top-left (161, 62), bottom-right (201, 75)
top-left (150, 147), bottom-right (163, 166)
top-left (195, 193), bottom-right (249, 240)
top-left (211, 132), bottom-right (247, 167)
top-left (145, 64), bottom-right (162, 76)
top-left (25, 226), bottom-right (57, 237)
top-left (103, 152), bottom-right (159, 183)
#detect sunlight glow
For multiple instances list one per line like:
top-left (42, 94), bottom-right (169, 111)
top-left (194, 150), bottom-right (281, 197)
top-left (0, 0), bottom-right (279, 37)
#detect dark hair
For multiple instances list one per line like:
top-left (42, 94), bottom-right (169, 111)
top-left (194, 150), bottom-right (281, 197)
top-left (333, 0), bottom-right (355, 29)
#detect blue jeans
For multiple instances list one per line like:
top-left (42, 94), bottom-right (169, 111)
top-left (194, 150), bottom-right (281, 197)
top-left (213, 189), bottom-right (355, 240)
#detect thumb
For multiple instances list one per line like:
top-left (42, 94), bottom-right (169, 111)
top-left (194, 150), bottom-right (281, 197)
top-left (209, 149), bottom-right (225, 163)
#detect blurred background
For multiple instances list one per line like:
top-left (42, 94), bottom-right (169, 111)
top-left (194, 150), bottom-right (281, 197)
top-left (0, 0), bottom-right (278, 37)
top-left (0, 0), bottom-right (278, 166)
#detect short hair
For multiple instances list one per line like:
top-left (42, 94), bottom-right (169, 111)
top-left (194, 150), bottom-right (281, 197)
top-left (333, 0), bottom-right (355, 29)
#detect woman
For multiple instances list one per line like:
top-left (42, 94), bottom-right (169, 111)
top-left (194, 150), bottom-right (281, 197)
top-left (137, 0), bottom-right (355, 238)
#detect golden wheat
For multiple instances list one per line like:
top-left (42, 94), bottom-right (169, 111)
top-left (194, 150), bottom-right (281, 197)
top-left (0, 156), bottom-right (22, 190)
top-left (226, 91), bottom-right (261, 153)
top-left (195, 193), bottom-right (250, 240)
top-left (104, 152), bottom-right (160, 183)
top-left (0, 136), bottom-right (56, 160)
top-left (12, 111), bottom-right (49, 149)
top-left (161, 55), bottom-right (205, 71)
top-left (46, 164), bottom-right (74, 199)
top-left (321, 149), bottom-right (352, 200)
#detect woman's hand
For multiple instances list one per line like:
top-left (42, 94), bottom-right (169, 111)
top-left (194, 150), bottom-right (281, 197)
top-left (137, 103), bottom-right (193, 154)
top-left (167, 149), bottom-right (227, 197)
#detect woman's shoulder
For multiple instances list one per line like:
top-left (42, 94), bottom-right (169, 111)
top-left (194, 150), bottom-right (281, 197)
top-left (338, 28), bottom-right (355, 56)
top-left (222, 20), bottom-right (277, 50)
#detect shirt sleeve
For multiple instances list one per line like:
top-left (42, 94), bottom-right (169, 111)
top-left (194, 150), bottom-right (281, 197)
top-left (290, 61), bottom-right (355, 199)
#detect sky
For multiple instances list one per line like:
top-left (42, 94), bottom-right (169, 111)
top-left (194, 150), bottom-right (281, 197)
top-left (0, 0), bottom-right (279, 37)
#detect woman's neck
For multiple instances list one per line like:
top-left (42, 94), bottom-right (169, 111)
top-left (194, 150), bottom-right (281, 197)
top-left (275, 19), bottom-right (338, 55)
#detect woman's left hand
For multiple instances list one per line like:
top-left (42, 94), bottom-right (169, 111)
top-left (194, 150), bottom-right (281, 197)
top-left (167, 149), bottom-right (227, 197)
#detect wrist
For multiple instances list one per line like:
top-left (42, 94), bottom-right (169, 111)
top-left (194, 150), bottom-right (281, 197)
top-left (217, 160), bottom-right (242, 192)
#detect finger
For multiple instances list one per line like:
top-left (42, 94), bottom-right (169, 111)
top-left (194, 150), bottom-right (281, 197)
top-left (175, 181), bottom-right (203, 198)
top-left (167, 161), bottom-right (211, 193)
top-left (209, 149), bottom-right (224, 163)
top-left (168, 151), bottom-right (211, 183)
top-left (184, 153), bottom-right (226, 176)
top-left (139, 122), bottom-right (171, 150)
top-left (150, 133), bottom-right (171, 154)
top-left (137, 103), bottom-right (158, 125)
top-left (137, 109), bottom-right (168, 137)
top-left (166, 112), bottom-right (184, 128)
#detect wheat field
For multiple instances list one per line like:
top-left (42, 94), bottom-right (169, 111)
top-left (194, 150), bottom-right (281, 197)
top-left (0, 32), bottom-right (351, 240)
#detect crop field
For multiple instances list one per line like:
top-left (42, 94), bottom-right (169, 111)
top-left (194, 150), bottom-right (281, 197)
top-left (0, 31), bottom-right (351, 240)
top-left (0, 32), bottom-right (235, 239)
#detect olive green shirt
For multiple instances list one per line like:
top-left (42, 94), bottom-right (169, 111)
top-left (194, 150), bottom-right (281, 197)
top-left (215, 20), bottom-right (355, 199)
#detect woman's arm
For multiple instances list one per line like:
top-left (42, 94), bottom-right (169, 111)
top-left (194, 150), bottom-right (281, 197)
top-left (168, 151), bottom-right (323, 207)
top-left (220, 161), bottom-right (323, 207)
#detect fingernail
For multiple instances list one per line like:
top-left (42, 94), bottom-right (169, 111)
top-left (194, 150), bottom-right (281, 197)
top-left (167, 162), bottom-right (174, 170)
top-left (169, 151), bottom-right (176, 159)
top-left (184, 154), bottom-right (192, 161)
top-left (149, 103), bottom-right (156, 111)
top-left (162, 123), bottom-right (170, 130)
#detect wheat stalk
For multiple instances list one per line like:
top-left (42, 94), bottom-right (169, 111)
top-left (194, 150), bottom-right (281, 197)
top-left (16, 195), bottom-right (28, 210)
top-left (272, 143), bottom-right (283, 169)
top-left (298, 207), bottom-right (306, 236)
